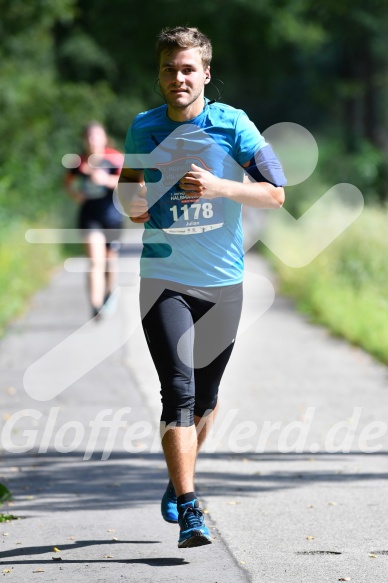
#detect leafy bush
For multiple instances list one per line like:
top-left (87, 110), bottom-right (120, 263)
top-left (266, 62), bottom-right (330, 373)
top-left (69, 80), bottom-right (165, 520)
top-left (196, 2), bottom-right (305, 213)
top-left (265, 205), bottom-right (388, 363)
top-left (0, 483), bottom-right (17, 522)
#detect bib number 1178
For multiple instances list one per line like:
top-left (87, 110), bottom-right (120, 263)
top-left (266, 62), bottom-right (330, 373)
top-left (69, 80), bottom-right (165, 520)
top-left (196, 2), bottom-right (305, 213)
top-left (169, 202), bottom-right (214, 222)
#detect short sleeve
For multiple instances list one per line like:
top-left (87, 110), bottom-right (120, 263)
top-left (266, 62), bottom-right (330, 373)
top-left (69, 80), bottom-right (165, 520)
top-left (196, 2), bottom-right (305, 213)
top-left (234, 111), bottom-right (267, 166)
top-left (124, 121), bottom-right (144, 170)
top-left (124, 125), bottom-right (136, 154)
top-left (103, 148), bottom-right (124, 175)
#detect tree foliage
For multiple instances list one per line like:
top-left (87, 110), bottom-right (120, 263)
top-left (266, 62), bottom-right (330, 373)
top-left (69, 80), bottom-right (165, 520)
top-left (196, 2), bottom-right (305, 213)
top-left (0, 0), bottom-right (387, 220)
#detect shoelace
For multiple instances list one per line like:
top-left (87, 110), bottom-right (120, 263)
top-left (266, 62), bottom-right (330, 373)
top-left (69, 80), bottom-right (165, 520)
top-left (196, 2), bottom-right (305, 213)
top-left (180, 506), bottom-right (204, 530)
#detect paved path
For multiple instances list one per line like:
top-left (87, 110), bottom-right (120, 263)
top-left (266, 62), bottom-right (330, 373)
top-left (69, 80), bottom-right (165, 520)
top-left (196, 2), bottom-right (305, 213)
top-left (1, 249), bottom-right (388, 582)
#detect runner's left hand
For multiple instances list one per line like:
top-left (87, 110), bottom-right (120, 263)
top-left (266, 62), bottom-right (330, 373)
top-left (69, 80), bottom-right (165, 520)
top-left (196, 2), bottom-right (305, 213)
top-left (180, 163), bottom-right (223, 199)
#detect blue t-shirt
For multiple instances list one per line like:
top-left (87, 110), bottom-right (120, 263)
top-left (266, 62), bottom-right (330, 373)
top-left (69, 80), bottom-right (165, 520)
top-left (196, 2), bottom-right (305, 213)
top-left (125, 99), bottom-right (268, 287)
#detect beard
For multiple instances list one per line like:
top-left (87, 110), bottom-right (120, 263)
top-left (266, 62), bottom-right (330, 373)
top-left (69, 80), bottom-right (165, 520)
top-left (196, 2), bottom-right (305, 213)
top-left (159, 85), bottom-right (204, 110)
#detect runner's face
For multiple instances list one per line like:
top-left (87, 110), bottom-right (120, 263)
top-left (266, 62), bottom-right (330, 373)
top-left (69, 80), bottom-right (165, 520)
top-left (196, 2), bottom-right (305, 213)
top-left (158, 48), bottom-right (210, 117)
top-left (85, 126), bottom-right (107, 154)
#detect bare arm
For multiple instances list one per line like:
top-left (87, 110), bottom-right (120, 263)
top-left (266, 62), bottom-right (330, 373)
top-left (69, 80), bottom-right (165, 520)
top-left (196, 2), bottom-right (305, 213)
top-left (64, 173), bottom-right (85, 204)
top-left (180, 163), bottom-right (285, 208)
top-left (117, 167), bottom-right (149, 222)
top-left (92, 169), bottom-right (120, 190)
top-left (64, 167), bottom-right (120, 202)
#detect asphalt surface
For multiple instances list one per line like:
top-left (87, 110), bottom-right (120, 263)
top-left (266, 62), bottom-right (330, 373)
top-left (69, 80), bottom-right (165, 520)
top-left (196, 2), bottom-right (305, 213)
top-left (1, 247), bottom-right (388, 583)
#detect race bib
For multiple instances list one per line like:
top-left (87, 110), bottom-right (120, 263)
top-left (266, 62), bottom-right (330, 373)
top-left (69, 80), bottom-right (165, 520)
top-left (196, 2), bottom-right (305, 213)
top-left (160, 189), bottom-right (224, 235)
top-left (153, 157), bottom-right (224, 235)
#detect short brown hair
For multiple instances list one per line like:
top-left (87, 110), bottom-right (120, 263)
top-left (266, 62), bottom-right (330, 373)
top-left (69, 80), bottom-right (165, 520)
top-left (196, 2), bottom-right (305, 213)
top-left (156, 26), bottom-right (212, 68)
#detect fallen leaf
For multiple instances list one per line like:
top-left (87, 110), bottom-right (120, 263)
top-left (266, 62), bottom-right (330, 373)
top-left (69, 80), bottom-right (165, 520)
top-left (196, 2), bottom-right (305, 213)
top-left (67, 536), bottom-right (76, 540)
top-left (112, 537), bottom-right (119, 541)
top-left (107, 529), bottom-right (115, 532)
top-left (338, 578), bottom-right (351, 581)
top-left (2, 532), bottom-right (9, 536)
top-left (33, 569), bottom-right (45, 573)
top-left (306, 535), bottom-right (315, 540)
top-left (227, 501), bottom-right (240, 505)
top-left (369, 553), bottom-right (377, 558)
top-left (240, 560), bottom-right (246, 564)
top-left (328, 501), bottom-right (337, 506)
top-left (53, 547), bottom-right (61, 552)
top-left (26, 495), bottom-right (35, 500)
top-left (104, 555), bottom-right (113, 559)
top-left (203, 509), bottom-right (209, 514)
top-left (3, 569), bottom-right (12, 573)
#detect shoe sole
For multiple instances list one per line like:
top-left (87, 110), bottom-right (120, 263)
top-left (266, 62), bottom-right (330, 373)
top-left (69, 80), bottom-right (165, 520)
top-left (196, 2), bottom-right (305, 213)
top-left (178, 533), bottom-right (213, 548)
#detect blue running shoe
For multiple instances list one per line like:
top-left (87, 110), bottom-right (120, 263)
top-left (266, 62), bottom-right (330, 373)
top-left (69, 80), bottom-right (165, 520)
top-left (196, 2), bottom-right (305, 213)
top-left (177, 499), bottom-right (212, 548)
top-left (161, 480), bottom-right (178, 523)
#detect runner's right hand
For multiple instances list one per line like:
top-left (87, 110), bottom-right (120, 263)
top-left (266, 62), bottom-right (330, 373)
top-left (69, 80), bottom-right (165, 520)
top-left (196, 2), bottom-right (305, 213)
top-left (129, 184), bottom-right (150, 223)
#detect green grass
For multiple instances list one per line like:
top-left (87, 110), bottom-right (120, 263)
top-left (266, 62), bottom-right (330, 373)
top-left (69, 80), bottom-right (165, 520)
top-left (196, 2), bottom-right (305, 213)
top-left (0, 514), bottom-right (18, 522)
top-left (0, 219), bottom-right (62, 336)
top-left (264, 204), bottom-right (388, 363)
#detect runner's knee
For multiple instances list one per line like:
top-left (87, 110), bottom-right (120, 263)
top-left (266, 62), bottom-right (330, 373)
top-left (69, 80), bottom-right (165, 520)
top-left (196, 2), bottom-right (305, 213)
top-left (161, 386), bottom-right (195, 427)
top-left (194, 393), bottom-right (218, 418)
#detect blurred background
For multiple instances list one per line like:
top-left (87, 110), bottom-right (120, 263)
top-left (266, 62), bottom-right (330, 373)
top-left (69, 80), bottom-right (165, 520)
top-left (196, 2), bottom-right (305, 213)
top-left (1, 0), bottom-right (387, 361)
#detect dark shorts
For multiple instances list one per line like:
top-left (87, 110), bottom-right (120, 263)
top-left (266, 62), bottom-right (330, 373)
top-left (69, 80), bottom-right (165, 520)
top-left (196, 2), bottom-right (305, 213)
top-left (140, 278), bottom-right (243, 426)
top-left (78, 197), bottom-right (123, 249)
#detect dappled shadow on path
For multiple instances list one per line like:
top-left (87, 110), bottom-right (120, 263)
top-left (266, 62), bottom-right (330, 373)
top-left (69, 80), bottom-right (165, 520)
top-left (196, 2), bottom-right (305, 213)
top-left (0, 558), bottom-right (188, 567)
top-left (197, 450), bottom-right (388, 497)
top-left (0, 539), bottom-right (160, 560)
top-left (0, 450), bottom-right (386, 513)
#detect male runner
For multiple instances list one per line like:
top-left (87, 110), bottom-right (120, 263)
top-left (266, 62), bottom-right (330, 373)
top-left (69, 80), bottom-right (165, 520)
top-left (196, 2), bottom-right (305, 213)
top-left (118, 26), bottom-right (286, 548)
